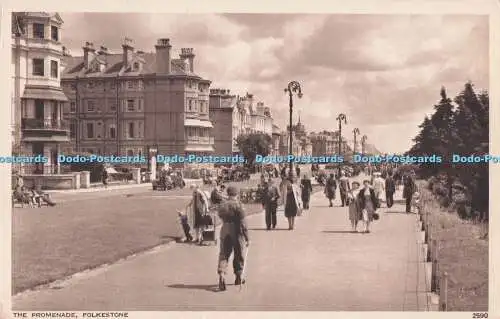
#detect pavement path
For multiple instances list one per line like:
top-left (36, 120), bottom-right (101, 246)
top-left (13, 181), bottom-right (428, 311)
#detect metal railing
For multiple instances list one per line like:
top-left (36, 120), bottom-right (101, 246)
top-left (21, 118), bottom-right (69, 130)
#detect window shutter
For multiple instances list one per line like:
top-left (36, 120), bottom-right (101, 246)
top-left (82, 121), bottom-right (87, 139)
top-left (124, 121), bottom-right (129, 139)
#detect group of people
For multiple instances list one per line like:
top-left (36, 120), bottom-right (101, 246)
top-left (12, 173), bottom-right (56, 208)
top-left (179, 182), bottom-right (250, 291)
top-left (260, 170), bottom-right (314, 231)
top-left (321, 170), bottom-right (418, 233)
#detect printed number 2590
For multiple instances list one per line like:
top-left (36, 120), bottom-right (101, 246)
top-left (472, 313), bottom-right (488, 318)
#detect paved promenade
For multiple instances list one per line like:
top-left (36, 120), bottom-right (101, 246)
top-left (13, 179), bottom-right (428, 311)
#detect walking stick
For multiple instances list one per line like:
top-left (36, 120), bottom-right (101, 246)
top-left (239, 243), bottom-right (250, 291)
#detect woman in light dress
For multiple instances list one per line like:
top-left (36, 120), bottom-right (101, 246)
top-left (357, 179), bottom-right (379, 233)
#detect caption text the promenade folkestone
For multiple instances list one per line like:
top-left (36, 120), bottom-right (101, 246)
top-left (1, 153), bottom-right (500, 165)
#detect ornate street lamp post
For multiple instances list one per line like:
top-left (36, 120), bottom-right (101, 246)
top-left (336, 113), bottom-right (347, 177)
top-left (361, 134), bottom-right (368, 155)
top-left (284, 81), bottom-right (303, 178)
top-left (361, 134), bottom-right (368, 175)
top-left (353, 128), bottom-right (360, 155)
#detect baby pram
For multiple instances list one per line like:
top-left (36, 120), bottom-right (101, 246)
top-left (200, 206), bottom-right (218, 245)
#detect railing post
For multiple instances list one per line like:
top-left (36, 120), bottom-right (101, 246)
top-left (431, 239), bottom-right (438, 291)
top-left (439, 272), bottom-right (448, 311)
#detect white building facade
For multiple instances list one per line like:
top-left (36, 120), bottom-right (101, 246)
top-left (11, 12), bottom-right (69, 174)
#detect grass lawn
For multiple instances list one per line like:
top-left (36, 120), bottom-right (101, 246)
top-left (418, 182), bottom-right (488, 311)
top-left (12, 186), bottom-right (262, 295)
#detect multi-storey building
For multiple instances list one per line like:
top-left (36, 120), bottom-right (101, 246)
top-left (271, 124), bottom-right (281, 156)
top-left (11, 12), bottom-right (70, 174)
top-left (209, 89), bottom-right (274, 155)
top-left (60, 38), bottom-right (213, 159)
top-left (209, 88), bottom-right (237, 156)
top-left (310, 130), bottom-right (352, 157)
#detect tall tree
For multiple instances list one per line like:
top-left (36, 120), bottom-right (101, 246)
top-left (235, 132), bottom-right (272, 167)
top-left (407, 116), bottom-right (440, 177)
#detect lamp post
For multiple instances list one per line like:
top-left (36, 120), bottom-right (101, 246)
top-left (361, 134), bottom-right (367, 155)
top-left (284, 81), bottom-right (303, 179)
top-left (336, 113), bottom-right (347, 177)
top-left (353, 128), bottom-right (360, 155)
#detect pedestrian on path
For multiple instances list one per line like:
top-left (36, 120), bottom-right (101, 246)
top-left (357, 180), bottom-right (379, 233)
top-left (282, 173), bottom-right (303, 230)
top-left (186, 184), bottom-right (210, 245)
top-left (324, 173), bottom-right (337, 207)
top-left (262, 179), bottom-right (280, 230)
top-left (217, 186), bottom-right (250, 291)
top-left (372, 172), bottom-right (385, 204)
top-left (300, 174), bottom-right (313, 210)
top-left (347, 181), bottom-right (362, 232)
top-left (210, 181), bottom-right (224, 205)
top-left (102, 167), bottom-right (109, 188)
top-left (385, 173), bottom-right (396, 208)
top-left (338, 171), bottom-right (350, 207)
top-left (403, 174), bottom-right (416, 213)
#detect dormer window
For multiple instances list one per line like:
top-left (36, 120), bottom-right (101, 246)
top-left (133, 62), bottom-right (140, 71)
top-left (33, 23), bottom-right (45, 39)
top-left (51, 26), bottom-right (59, 42)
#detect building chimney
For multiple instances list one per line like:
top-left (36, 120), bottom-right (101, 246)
top-left (122, 37), bottom-right (134, 67)
top-left (155, 38), bottom-right (172, 74)
top-left (179, 48), bottom-right (195, 73)
top-left (97, 46), bottom-right (109, 55)
top-left (83, 42), bottom-right (95, 69)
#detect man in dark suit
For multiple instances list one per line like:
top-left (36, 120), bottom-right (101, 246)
top-left (385, 173), bottom-right (396, 208)
top-left (403, 174), bottom-right (416, 213)
top-left (261, 179), bottom-right (280, 230)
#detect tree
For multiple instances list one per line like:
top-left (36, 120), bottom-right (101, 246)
top-left (235, 132), bottom-right (272, 167)
top-left (406, 82), bottom-right (489, 221)
top-left (406, 116), bottom-right (440, 177)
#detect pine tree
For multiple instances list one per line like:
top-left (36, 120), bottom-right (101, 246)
top-left (407, 116), bottom-right (440, 177)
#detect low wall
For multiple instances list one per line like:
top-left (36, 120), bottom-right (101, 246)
top-left (20, 173), bottom-right (81, 190)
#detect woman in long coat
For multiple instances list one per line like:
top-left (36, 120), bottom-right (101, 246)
top-left (347, 181), bottom-right (362, 232)
top-left (324, 173), bottom-right (337, 207)
top-left (357, 179), bottom-right (379, 233)
top-left (300, 174), bottom-right (313, 210)
top-left (281, 173), bottom-right (303, 230)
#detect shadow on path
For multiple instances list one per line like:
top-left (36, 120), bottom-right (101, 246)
top-left (321, 230), bottom-right (359, 234)
top-left (383, 211), bottom-right (411, 215)
top-left (248, 228), bottom-right (290, 231)
top-left (167, 283), bottom-right (222, 293)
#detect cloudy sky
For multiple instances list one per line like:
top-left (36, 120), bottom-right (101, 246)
top-left (60, 13), bottom-right (489, 153)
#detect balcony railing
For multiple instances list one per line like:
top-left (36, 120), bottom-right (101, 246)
top-left (22, 118), bottom-right (69, 130)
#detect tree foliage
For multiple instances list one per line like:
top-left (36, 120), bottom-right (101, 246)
top-left (406, 82), bottom-right (489, 221)
top-left (235, 132), bottom-right (272, 166)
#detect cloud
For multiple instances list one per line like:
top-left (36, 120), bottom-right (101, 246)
top-left (59, 13), bottom-right (489, 153)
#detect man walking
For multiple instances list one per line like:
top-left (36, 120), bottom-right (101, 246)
top-left (262, 179), bottom-right (280, 230)
top-left (338, 171), bottom-right (350, 207)
top-left (385, 172), bottom-right (396, 208)
top-left (217, 186), bottom-right (250, 291)
top-left (403, 174), bottom-right (416, 213)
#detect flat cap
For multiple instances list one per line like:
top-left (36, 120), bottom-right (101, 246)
top-left (227, 186), bottom-right (238, 197)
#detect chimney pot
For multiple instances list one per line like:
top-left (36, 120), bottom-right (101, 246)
top-left (155, 38), bottom-right (172, 74)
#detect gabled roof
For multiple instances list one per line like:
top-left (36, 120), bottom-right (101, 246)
top-left (62, 51), bottom-right (205, 79)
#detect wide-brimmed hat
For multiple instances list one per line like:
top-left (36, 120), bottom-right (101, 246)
top-left (227, 186), bottom-right (238, 197)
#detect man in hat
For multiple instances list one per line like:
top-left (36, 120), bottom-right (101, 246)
top-left (217, 186), bottom-right (250, 291)
top-left (261, 178), bottom-right (280, 230)
top-left (338, 171), bottom-right (351, 207)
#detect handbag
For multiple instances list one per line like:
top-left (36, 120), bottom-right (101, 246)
top-left (372, 212), bottom-right (380, 220)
